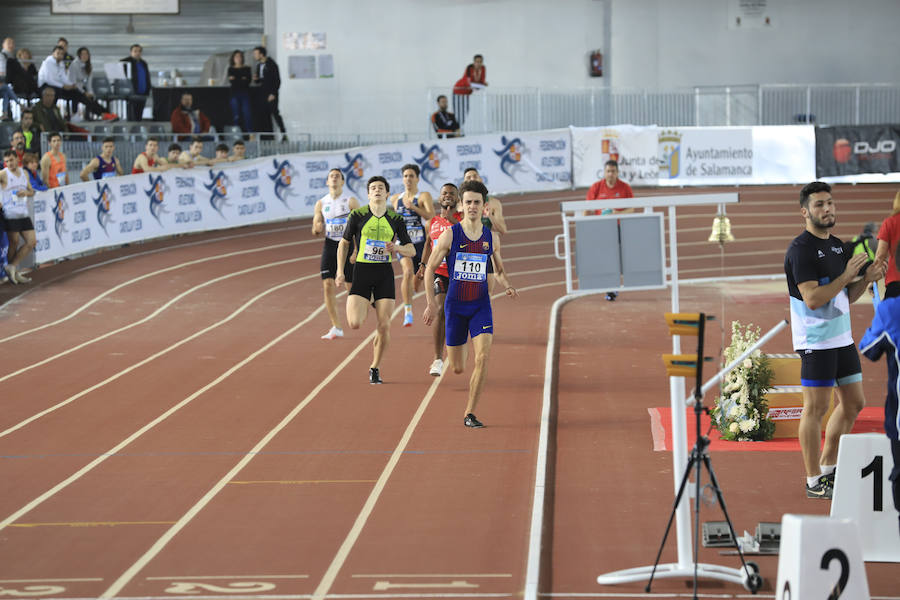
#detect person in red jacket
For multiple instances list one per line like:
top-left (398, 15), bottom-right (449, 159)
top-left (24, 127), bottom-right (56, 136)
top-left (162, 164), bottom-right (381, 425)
top-left (586, 159), bottom-right (634, 301)
top-left (170, 93), bottom-right (210, 138)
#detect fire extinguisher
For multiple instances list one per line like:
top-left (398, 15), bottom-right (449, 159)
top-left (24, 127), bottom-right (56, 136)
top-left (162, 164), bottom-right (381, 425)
top-left (590, 50), bottom-right (603, 77)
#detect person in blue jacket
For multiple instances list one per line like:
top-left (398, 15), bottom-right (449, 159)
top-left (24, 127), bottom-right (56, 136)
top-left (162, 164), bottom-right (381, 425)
top-left (859, 294), bottom-right (900, 536)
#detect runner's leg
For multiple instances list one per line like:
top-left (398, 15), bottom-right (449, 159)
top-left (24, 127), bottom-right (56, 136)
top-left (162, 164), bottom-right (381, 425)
top-left (465, 332), bottom-right (493, 416)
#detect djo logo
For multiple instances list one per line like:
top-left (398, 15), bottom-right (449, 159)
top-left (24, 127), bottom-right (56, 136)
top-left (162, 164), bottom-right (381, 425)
top-left (854, 140), bottom-right (896, 155)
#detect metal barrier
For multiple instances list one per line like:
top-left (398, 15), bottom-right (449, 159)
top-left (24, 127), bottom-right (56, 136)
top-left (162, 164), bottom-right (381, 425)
top-left (428, 83), bottom-right (900, 134)
top-left (41, 131), bottom-right (311, 177)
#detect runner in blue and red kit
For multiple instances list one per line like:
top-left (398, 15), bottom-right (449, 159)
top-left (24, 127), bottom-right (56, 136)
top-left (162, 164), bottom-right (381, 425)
top-left (79, 138), bottom-right (123, 181)
top-left (423, 179), bottom-right (517, 428)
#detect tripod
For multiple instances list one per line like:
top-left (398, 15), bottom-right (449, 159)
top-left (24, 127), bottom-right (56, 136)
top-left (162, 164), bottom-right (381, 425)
top-left (646, 313), bottom-right (762, 598)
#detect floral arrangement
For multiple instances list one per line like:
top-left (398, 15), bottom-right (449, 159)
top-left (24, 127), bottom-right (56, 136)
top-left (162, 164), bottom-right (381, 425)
top-left (710, 321), bottom-right (776, 441)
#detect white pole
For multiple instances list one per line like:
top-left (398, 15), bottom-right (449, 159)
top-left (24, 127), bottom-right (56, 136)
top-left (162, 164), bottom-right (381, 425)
top-left (685, 319), bottom-right (789, 405)
top-left (667, 205), bottom-right (692, 566)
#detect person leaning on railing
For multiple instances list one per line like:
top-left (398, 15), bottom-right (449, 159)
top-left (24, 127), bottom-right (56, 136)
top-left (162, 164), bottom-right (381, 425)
top-left (22, 152), bottom-right (47, 191)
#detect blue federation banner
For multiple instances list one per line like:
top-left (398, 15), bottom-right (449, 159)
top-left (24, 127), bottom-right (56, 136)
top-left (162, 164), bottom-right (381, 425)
top-left (33, 135), bottom-right (573, 265)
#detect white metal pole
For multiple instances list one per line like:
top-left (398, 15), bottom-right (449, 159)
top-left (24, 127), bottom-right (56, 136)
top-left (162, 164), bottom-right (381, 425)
top-left (667, 205), bottom-right (692, 566)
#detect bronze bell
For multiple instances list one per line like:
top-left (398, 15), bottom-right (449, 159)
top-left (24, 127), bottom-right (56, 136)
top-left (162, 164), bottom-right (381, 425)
top-left (708, 213), bottom-right (735, 243)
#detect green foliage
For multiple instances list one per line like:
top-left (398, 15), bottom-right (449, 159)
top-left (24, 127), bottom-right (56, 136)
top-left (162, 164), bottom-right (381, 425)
top-left (710, 321), bottom-right (776, 441)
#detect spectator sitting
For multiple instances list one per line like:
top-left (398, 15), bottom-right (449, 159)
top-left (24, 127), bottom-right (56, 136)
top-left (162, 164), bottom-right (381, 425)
top-left (230, 140), bottom-right (246, 161)
top-left (165, 143), bottom-right (183, 166)
top-left (14, 47), bottom-right (40, 97)
top-left (16, 108), bottom-right (41, 154)
top-left (120, 44), bottom-right (151, 121)
top-left (171, 93), bottom-right (211, 138)
top-left (9, 130), bottom-right (25, 163)
top-left (31, 86), bottom-right (67, 133)
top-left (37, 45), bottom-right (117, 121)
top-left (22, 152), bottom-right (47, 191)
top-left (132, 137), bottom-right (170, 174)
top-left (214, 143), bottom-right (230, 163)
top-left (431, 94), bottom-right (460, 138)
top-left (68, 47), bottom-right (101, 118)
top-left (56, 37), bottom-right (74, 70)
top-left (80, 137), bottom-right (124, 181)
top-left (178, 136), bottom-right (213, 166)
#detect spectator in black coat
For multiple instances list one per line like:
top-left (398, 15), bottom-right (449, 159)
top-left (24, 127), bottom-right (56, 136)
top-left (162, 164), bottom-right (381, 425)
top-left (120, 44), bottom-right (152, 121)
top-left (251, 46), bottom-right (286, 140)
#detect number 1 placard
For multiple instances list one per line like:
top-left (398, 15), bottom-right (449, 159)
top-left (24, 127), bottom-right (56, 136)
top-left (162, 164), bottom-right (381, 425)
top-left (831, 433), bottom-right (900, 562)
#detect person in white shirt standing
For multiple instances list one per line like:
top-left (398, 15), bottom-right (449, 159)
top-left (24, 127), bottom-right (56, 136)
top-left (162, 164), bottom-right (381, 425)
top-left (1, 149), bottom-right (36, 284)
top-left (312, 168), bottom-right (360, 339)
top-left (37, 45), bottom-right (116, 122)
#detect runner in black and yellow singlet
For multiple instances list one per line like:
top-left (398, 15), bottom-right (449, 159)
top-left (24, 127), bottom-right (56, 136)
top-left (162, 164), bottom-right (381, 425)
top-left (336, 175), bottom-right (415, 384)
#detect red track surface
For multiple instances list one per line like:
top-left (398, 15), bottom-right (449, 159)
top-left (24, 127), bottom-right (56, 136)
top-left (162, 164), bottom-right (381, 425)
top-left (0, 184), bottom-right (897, 599)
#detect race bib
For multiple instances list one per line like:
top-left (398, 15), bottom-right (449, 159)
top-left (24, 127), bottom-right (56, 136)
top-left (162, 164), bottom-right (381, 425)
top-left (101, 170), bottom-right (116, 179)
top-left (325, 217), bottom-right (346, 238)
top-left (5, 189), bottom-right (28, 218)
top-left (453, 252), bottom-right (487, 282)
top-left (56, 171), bottom-right (66, 185)
top-left (408, 226), bottom-right (425, 244)
top-left (364, 239), bottom-right (389, 262)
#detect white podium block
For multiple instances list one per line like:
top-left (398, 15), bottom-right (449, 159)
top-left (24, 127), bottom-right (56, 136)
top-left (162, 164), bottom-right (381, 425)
top-left (775, 514), bottom-right (869, 600)
top-left (831, 433), bottom-right (900, 562)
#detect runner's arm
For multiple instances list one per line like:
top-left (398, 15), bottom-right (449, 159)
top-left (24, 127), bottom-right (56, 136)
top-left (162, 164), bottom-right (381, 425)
top-left (418, 238), bottom-right (433, 279)
top-left (40, 154), bottom-right (51, 184)
top-left (389, 214), bottom-right (416, 258)
top-left (848, 259), bottom-right (887, 303)
top-left (489, 197), bottom-right (508, 234)
top-left (414, 191), bottom-right (435, 221)
top-left (311, 200), bottom-right (324, 236)
top-left (490, 231), bottom-right (517, 297)
top-left (796, 252), bottom-right (869, 310)
top-left (79, 158), bottom-right (98, 181)
top-left (425, 229), bottom-right (452, 307)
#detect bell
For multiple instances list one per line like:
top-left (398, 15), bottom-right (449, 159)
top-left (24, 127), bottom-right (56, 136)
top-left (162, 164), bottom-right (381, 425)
top-left (708, 213), bottom-right (735, 243)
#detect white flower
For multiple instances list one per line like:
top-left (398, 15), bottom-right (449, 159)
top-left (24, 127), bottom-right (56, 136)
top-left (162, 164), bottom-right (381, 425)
top-left (728, 405), bottom-right (740, 418)
top-left (743, 358), bottom-right (753, 369)
top-left (729, 422), bottom-right (740, 433)
top-left (730, 392), bottom-right (741, 402)
top-left (739, 419), bottom-right (755, 433)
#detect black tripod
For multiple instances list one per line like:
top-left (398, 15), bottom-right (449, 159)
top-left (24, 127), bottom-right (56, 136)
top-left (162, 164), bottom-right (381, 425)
top-left (647, 313), bottom-right (763, 598)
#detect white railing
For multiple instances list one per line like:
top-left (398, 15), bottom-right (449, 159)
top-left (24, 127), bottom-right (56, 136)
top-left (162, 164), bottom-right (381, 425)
top-left (426, 83), bottom-right (900, 135)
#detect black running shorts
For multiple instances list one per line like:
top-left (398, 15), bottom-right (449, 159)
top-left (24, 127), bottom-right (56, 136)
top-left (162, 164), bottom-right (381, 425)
top-left (350, 262), bottom-right (395, 301)
top-left (320, 238), bottom-right (353, 282)
top-left (799, 344), bottom-right (862, 387)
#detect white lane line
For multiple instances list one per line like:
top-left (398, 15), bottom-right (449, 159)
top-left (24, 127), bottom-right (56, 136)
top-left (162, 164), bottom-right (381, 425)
top-left (312, 280), bottom-right (563, 600)
top-left (145, 575), bottom-right (309, 580)
top-left (310, 374), bottom-right (446, 600)
top-left (0, 578), bottom-right (104, 583)
top-left (351, 574), bottom-right (512, 578)
top-left (0, 254), bottom-right (314, 384)
top-left (0, 301), bottom-right (328, 536)
top-left (98, 304), bottom-right (408, 599)
top-left (0, 240), bottom-right (307, 345)
top-left (0, 273), bottom-right (319, 440)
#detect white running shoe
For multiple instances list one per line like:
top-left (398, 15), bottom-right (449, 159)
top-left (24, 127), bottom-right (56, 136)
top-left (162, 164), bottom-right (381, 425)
top-left (321, 326), bottom-right (344, 340)
top-left (4, 265), bottom-right (18, 285)
top-left (14, 270), bottom-right (31, 283)
top-left (429, 358), bottom-right (443, 376)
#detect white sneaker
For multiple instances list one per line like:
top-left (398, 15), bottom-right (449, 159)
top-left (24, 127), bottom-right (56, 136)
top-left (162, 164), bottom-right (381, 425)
top-left (429, 358), bottom-right (443, 376)
top-left (5, 265), bottom-right (18, 285)
top-left (321, 326), bottom-right (344, 340)
top-left (14, 270), bottom-right (31, 283)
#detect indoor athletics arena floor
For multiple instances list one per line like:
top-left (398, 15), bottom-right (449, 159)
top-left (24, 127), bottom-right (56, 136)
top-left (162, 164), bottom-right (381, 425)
top-left (0, 183), bottom-right (897, 599)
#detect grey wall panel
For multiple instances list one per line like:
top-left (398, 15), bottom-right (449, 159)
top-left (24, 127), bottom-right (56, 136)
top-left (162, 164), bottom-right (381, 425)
top-left (1, 0), bottom-right (263, 87)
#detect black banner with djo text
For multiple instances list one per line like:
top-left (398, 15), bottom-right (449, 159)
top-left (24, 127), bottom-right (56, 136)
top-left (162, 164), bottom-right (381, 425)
top-left (816, 124), bottom-right (900, 177)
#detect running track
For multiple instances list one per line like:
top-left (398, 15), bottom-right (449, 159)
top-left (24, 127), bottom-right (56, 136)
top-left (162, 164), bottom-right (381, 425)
top-left (0, 184), bottom-right (897, 599)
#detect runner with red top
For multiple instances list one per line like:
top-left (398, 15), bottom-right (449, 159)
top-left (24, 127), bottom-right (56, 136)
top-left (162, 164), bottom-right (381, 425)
top-left (417, 182), bottom-right (460, 376)
top-left (423, 179), bottom-right (517, 428)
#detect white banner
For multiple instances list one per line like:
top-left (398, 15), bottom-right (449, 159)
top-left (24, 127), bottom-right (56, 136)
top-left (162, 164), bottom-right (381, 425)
top-left (33, 130), bottom-right (573, 264)
top-left (571, 125), bottom-right (815, 188)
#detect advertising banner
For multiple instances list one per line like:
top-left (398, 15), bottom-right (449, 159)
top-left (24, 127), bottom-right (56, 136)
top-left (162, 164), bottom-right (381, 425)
top-left (571, 125), bottom-right (815, 187)
top-left (33, 131), bottom-right (573, 264)
top-left (816, 125), bottom-right (900, 178)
